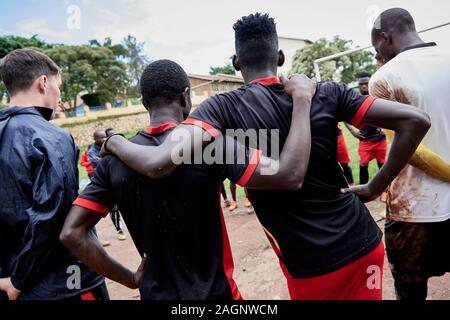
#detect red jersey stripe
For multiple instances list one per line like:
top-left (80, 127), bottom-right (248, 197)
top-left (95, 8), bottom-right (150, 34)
top-left (237, 149), bottom-right (263, 187)
top-left (144, 123), bottom-right (177, 135)
top-left (73, 198), bottom-right (110, 217)
top-left (218, 190), bottom-right (243, 300)
top-left (351, 96), bottom-right (377, 129)
top-left (251, 76), bottom-right (282, 86)
top-left (182, 118), bottom-right (220, 137)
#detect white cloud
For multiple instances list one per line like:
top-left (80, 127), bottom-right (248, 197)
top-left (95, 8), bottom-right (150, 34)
top-left (9, 0), bottom-right (450, 74)
top-left (16, 18), bottom-right (72, 40)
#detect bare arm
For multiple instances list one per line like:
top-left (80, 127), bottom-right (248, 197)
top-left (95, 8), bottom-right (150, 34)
top-left (344, 99), bottom-right (431, 201)
top-left (344, 123), bottom-right (364, 140)
top-left (104, 126), bottom-right (214, 179)
top-left (245, 74), bottom-right (315, 190)
top-left (60, 206), bottom-right (146, 289)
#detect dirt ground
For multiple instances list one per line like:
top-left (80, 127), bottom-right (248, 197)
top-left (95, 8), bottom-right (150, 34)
top-left (97, 198), bottom-right (450, 300)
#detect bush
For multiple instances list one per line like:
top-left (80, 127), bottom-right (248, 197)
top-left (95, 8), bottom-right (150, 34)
top-left (81, 91), bottom-right (109, 107)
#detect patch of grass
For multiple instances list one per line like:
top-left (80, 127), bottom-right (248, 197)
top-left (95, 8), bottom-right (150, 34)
top-left (222, 179), bottom-right (247, 201)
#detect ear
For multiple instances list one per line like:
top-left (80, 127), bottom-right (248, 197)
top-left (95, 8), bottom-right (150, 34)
top-left (180, 87), bottom-right (190, 106)
top-left (37, 75), bottom-right (48, 93)
top-left (232, 54), bottom-right (241, 71)
top-left (381, 32), bottom-right (390, 43)
top-left (278, 50), bottom-right (285, 67)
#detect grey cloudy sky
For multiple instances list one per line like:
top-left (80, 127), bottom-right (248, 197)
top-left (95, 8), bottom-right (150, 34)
top-left (2, 0), bottom-right (450, 74)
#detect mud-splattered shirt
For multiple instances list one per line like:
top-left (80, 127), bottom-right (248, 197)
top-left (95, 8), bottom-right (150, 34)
top-left (370, 43), bottom-right (450, 223)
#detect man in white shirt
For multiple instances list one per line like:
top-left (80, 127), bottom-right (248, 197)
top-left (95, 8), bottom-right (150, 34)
top-left (367, 7), bottom-right (450, 300)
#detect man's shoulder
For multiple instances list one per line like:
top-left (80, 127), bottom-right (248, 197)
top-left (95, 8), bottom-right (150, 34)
top-left (200, 87), bottom-right (245, 107)
top-left (8, 115), bottom-right (72, 141)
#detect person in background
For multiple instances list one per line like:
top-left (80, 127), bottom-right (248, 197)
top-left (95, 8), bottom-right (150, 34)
top-left (345, 72), bottom-right (388, 202)
top-left (88, 130), bottom-right (107, 173)
top-left (337, 123), bottom-right (355, 186)
top-left (105, 128), bottom-right (127, 241)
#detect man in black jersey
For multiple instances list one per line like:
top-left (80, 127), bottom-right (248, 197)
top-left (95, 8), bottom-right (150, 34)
top-left (104, 14), bottom-right (430, 299)
top-left (60, 59), bottom-right (316, 299)
top-left (345, 72), bottom-right (387, 186)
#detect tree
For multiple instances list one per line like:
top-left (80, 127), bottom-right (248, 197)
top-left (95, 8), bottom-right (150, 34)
top-left (88, 37), bottom-right (128, 58)
top-left (209, 63), bottom-right (236, 75)
top-left (122, 35), bottom-right (151, 97)
top-left (0, 35), bottom-right (54, 58)
top-left (46, 45), bottom-right (129, 109)
top-left (290, 36), bottom-right (376, 84)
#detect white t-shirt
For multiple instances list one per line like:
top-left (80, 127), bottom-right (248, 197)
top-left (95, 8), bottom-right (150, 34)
top-left (370, 43), bottom-right (450, 223)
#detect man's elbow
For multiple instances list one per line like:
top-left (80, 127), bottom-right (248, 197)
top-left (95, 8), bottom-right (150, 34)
top-left (412, 110), bottom-right (431, 134)
top-left (144, 158), bottom-right (175, 179)
top-left (284, 174), bottom-right (304, 191)
top-left (59, 226), bottom-right (80, 251)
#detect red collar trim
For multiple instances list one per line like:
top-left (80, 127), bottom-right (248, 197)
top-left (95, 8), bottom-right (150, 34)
top-left (250, 76), bottom-right (282, 85)
top-left (144, 123), bottom-right (177, 135)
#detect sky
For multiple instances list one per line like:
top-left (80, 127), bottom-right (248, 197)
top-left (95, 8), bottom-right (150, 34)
top-left (1, 0), bottom-right (449, 74)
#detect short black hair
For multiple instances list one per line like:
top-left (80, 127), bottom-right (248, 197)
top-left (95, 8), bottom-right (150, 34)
top-left (233, 13), bottom-right (279, 71)
top-left (0, 48), bottom-right (60, 97)
top-left (105, 128), bottom-right (115, 136)
top-left (140, 59), bottom-right (189, 108)
top-left (372, 8), bottom-right (416, 37)
top-left (357, 72), bottom-right (372, 79)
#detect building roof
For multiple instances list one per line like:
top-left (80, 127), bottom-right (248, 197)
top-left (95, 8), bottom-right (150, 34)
top-left (188, 73), bottom-right (244, 83)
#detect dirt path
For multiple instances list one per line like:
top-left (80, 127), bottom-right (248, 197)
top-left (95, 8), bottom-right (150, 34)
top-left (97, 199), bottom-right (450, 300)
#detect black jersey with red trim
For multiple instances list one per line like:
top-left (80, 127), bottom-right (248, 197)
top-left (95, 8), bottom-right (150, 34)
top-left (360, 124), bottom-right (386, 142)
top-left (74, 124), bottom-right (257, 300)
top-left (184, 77), bottom-right (383, 278)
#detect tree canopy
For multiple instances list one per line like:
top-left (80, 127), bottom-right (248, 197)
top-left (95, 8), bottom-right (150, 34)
top-left (209, 63), bottom-right (236, 75)
top-left (290, 36), bottom-right (376, 84)
top-left (0, 34), bottom-right (151, 109)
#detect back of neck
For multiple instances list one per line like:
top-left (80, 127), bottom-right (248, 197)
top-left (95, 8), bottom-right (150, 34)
top-left (242, 70), bottom-right (277, 84)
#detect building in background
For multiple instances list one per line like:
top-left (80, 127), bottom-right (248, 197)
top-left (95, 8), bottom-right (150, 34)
top-left (188, 73), bottom-right (244, 105)
top-left (278, 36), bottom-right (312, 75)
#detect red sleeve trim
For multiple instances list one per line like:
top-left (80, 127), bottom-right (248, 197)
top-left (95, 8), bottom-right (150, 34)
top-left (237, 149), bottom-right (263, 187)
top-left (182, 118), bottom-right (220, 138)
top-left (351, 96), bottom-right (377, 129)
top-left (73, 198), bottom-right (110, 217)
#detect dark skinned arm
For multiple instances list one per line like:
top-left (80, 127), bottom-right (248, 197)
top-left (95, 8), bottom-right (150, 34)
top-left (344, 122), bottom-right (364, 140)
top-left (60, 206), bottom-right (147, 289)
top-left (104, 74), bottom-right (316, 191)
top-left (104, 125), bottom-right (213, 179)
top-left (343, 99), bottom-right (431, 202)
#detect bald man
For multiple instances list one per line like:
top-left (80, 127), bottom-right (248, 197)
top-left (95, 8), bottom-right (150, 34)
top-left (88, 130), bottom-right (107, 178)
top-left (368, 7), bottom-right (450, 300)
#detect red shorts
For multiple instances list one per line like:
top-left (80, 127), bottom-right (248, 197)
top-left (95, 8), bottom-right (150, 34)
top-left (284, 242), bottom-right (385, 300)
top-left (358, 140), bottom-right (387, 165)
top-left (337, 135), bottom-right (351, 164)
